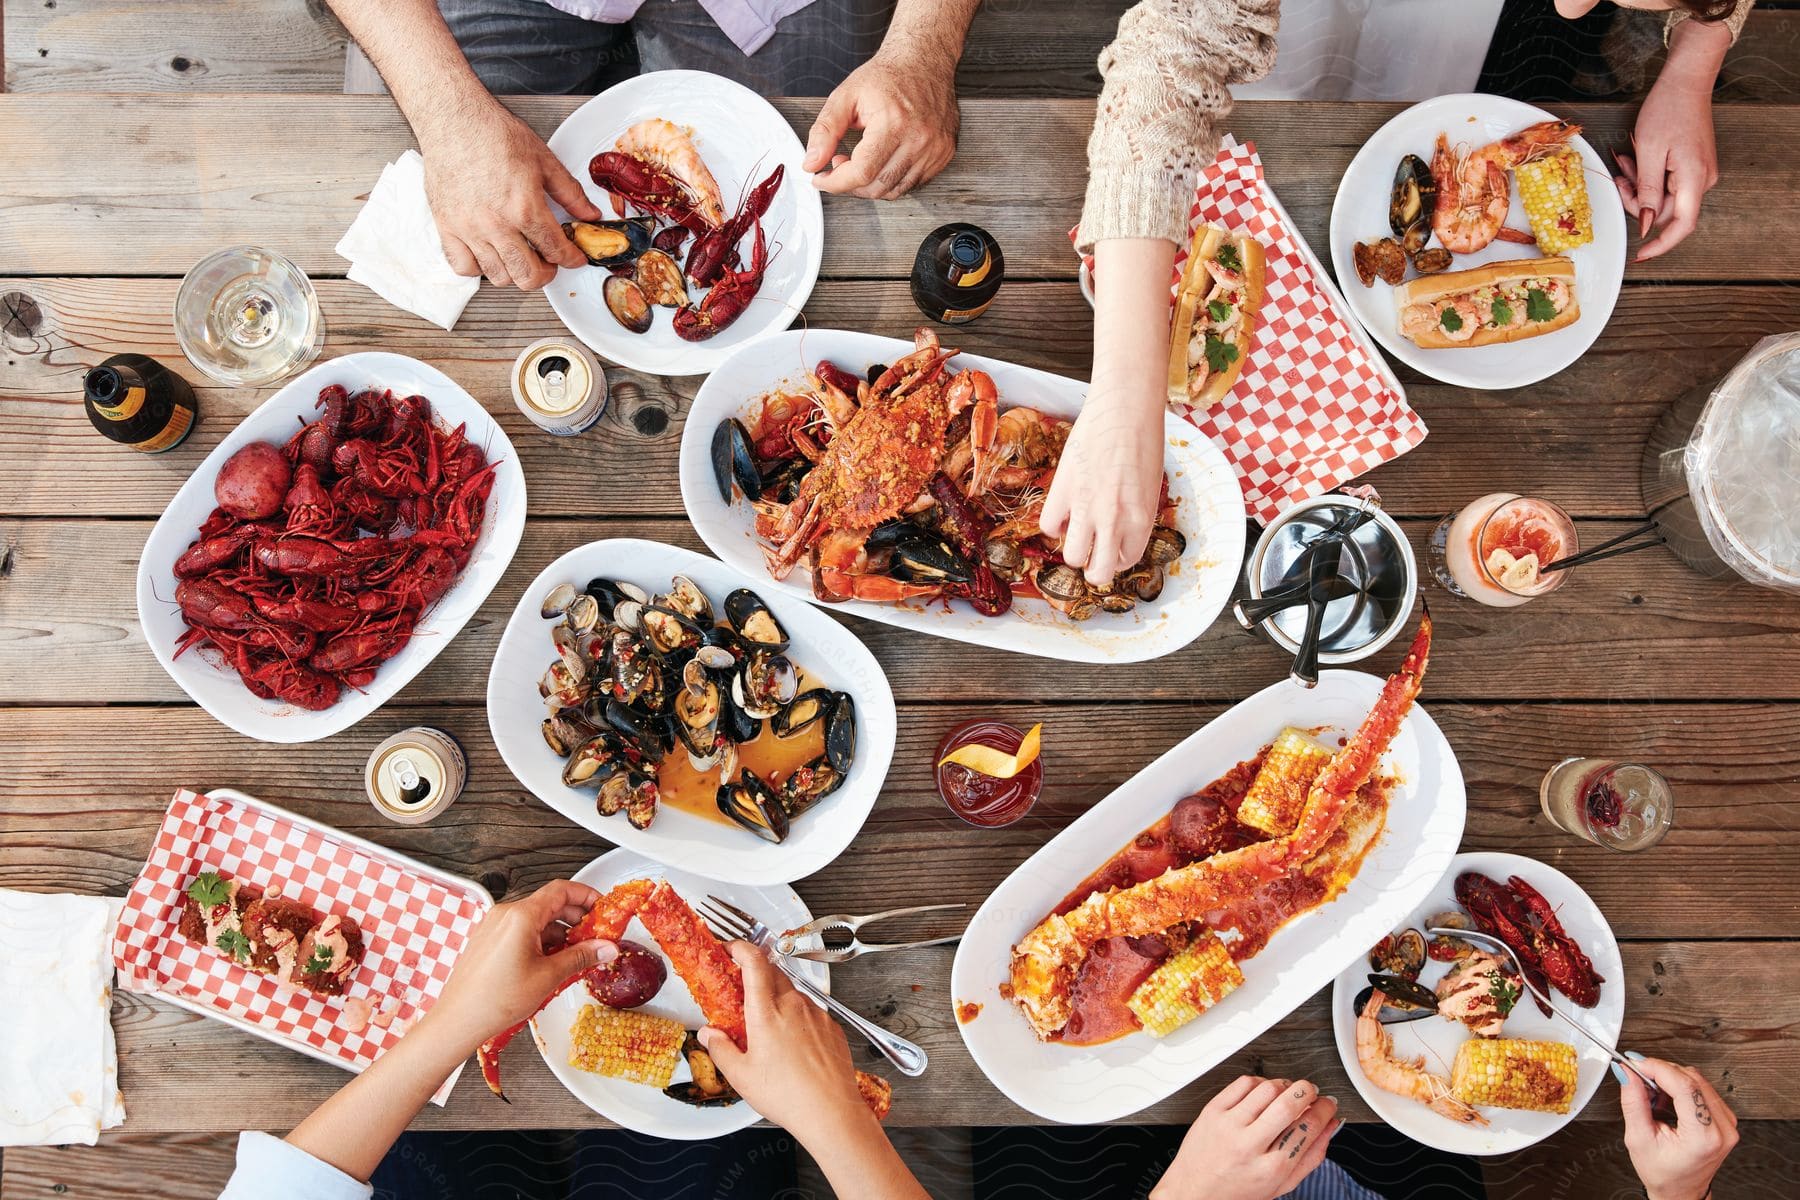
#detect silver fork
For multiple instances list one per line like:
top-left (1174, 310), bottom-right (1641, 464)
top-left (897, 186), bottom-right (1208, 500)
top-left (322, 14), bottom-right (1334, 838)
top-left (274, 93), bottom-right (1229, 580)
top-left (774, 903), bottom-right (966, 963)
top-left (701, 896), bottom-right (929, 1077)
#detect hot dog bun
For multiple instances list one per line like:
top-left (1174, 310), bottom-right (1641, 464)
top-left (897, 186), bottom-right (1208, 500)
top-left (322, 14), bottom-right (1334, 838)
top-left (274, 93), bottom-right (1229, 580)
top-left (1168, 225), bottom-right (1267, 408)
top-left (1395, 256), bottom-right (1579, 350)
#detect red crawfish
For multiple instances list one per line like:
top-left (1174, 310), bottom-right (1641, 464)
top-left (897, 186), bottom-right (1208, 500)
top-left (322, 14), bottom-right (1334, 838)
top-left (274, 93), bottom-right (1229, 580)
top-left (673, 222), bottom-right (770, 342)
top-left (685, 164), bottom-right (784, 289)
top-left (588, 151), bottom-right (717, 236)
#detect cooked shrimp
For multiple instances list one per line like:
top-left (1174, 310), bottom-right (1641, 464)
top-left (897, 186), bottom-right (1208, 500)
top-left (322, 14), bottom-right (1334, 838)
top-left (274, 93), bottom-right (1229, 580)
top-left (615, 118), bottom-right (726, 227)
top-left (1356, 991), bottom-right (1487, 1125)
top-left (1432, 120), bottom-right (1580, 254)
top-left (1540, 279), bottom-right (1571, 311)
top-left (1400, 302), bottom-right (1440, 339)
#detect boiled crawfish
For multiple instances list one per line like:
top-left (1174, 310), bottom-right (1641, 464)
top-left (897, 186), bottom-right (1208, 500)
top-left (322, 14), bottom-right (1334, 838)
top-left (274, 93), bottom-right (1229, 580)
top-left (1454, 871), bottom-right (1604, 1011)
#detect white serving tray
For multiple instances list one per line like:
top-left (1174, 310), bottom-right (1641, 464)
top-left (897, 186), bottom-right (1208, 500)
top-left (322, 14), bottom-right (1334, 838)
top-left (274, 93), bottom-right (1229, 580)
top-left (678, 329), bottom-right (1246, 664)
top-left (487, 539), bottom-right (896, 884)
top-left (950, 668), bottom-right (1465, 1123)
top-left (135, 352), bottom-right (526, 743)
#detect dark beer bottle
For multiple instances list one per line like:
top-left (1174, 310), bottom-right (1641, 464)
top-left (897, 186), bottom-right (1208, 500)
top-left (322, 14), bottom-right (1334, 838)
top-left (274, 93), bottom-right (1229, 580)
top-left (912, 223), bottom-right (1004, 325)
top-left (83, 353), bottom-right (198, 453)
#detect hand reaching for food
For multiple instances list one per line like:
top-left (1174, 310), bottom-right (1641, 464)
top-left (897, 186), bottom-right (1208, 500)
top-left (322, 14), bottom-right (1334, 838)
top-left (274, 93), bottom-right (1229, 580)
top-left (1149, 1076), bottom-right (1340, 1200)
top-left (1620, 1057), bottom-right (1739, 1200)
top-left (805, 50), bottom-right (958, 200)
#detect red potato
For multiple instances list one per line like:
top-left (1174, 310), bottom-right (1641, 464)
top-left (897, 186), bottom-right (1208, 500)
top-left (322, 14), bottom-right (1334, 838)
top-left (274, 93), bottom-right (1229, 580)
top-left (215, 441), bottom-right (292, 520)
top-left (583, 939), bottom-right (666, 1009)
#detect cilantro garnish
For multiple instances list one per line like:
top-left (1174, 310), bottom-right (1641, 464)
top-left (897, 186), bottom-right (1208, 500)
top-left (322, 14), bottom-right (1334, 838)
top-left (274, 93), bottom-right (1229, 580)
top-left (1526, 287), bottom-right (1557, 322)
top-left (187, 871), bottom-right (229, 909)
top-left (1489, 973), bottom-right (1521, 1018)
top-left (1203, 333), bottom-right (1240, 375)
top-left (1215, 243), bottom-right (1243, 274)
top-left (216, 928), bottom-right (253, 963)
top-left (302, 946), bottom-right (336, 975)
top-left (1491, 297), bottom-right (1514, 327)
top-left (1206, 298), bottom-right (1233, 324)
top-left (1439, 306), bottom-right (1465, 333)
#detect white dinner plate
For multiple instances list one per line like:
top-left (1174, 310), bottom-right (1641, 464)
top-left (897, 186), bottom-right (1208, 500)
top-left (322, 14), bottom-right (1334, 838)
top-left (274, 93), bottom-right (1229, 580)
top-left (532, 848), bottom-right (828, 1139)
top-left (544, 70), bottom-right (824, 376)
top-left (677, 329), bottom-right (1246, 664)
top-left (135, 352), bottom-right (526, 743)
top-left (1330, 851), bottom-right (1625, 1155)
top-left (950, 665), bottom-right (1465, 1123)
top-left (487, 538), bottom-right (895, 884)
top-left (1328, 94), bottom-right (1625, 389)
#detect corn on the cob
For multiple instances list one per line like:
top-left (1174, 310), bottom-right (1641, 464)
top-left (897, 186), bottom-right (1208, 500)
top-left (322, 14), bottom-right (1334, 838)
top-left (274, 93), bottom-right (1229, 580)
top-left (1126, 931), bottom-right (1245, 1037)
top-left (568, 1004), bottom-right (685, 1088)
top-left (1237, 727), bottom-right (1336, 837)
top-left (1450, 1037), bottom-right (1578, 1114)
top-left (1514, 150), bottom-right (1593, 256)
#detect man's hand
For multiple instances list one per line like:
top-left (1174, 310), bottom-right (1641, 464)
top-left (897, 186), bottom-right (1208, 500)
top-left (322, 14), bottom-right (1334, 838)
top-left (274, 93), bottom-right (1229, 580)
top-left (1621, 1057), bottom-right (1738, 1200)
top-left (421, 102), bottom-right (603, 290)
top-left (805, 47), bottom-right (959, 200)
top-left (1150, 1076), bottom-right (1339, 1200)
top-left (425, 879), bottom-right (617, 1053)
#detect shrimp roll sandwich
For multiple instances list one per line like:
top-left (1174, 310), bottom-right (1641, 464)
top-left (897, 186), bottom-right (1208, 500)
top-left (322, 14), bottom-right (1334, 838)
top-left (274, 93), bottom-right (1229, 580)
top-left (1395, 256), bottom-right (1578, 349)
top-left (1168, 225), bottom-right (1267, 407)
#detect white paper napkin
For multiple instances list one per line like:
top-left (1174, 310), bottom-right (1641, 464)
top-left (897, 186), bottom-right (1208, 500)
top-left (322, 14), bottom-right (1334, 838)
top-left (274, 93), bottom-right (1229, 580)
top-left (334, 150), bottom-right (481, 331)
top-left (0, 889), bottom-right (127, 1145)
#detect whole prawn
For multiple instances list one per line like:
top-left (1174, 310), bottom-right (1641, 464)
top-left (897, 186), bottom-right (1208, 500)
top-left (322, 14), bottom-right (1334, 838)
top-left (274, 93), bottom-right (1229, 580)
top-left (1432, 120), bottom-right (1580, 254)
top-left (1356, 991), bottom-right (1486, 1126)
top-left (615, 118), bottom-right (726, 228)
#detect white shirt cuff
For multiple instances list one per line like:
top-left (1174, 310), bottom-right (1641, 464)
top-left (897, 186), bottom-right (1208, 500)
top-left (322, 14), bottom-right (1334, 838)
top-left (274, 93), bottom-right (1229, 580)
top-left (218, 1131), bottom-right (374, 1200)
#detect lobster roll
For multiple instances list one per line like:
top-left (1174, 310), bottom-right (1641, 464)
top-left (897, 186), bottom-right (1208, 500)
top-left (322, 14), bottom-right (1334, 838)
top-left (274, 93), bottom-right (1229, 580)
top-left (1167, 225), bottom-right (1267, 409)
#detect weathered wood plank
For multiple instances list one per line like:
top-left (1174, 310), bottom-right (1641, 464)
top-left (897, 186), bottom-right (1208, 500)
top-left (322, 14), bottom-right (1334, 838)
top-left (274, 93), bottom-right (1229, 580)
top-left (1, 701), bottom-right (1795, 939)
top-left (5, 278), bottom-right (1800, 521)
top-left (4, 514), bottom-right (1798, 706)
top-left (3, 96), bottom-right (1797, 280)
top-left (0, 1134), bottom-right (237, 1200)
top-left (0, 940), bottom-right (1758, 1131)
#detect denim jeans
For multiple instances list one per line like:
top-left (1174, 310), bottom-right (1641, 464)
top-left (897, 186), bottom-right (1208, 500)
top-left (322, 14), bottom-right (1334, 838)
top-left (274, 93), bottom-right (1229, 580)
top-left (437, 0), bottom-right (896, 94)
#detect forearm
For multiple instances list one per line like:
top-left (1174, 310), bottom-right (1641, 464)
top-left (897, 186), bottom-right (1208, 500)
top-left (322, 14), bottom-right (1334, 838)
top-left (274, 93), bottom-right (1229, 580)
top-left (795, 1107), bottom-right (932, 1200)
top-left (880, 0), bottom-right (981, 68)
top-left (325, 0), bottom-right (500, 143)
top-left (1092, 238), bottom-right (1178, 412)
top-left (285, 1011), bottom-right (475, 1183)
top-left (1661, 16), bottom-right (1731, 95)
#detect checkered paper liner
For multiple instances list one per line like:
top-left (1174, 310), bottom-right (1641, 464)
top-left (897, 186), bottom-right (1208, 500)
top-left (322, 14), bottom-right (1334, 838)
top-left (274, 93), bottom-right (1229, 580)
top-left (111, 788), bottom-right (492, 1106)
top-left (1076, 137), bottom-right (1426, 523)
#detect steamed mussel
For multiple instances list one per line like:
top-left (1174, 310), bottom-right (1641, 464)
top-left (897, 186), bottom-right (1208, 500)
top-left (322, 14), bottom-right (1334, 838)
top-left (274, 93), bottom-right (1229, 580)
top-left (711, 419), bottom-right (763, 503)
top-left (564, 217), bottom-right (656, 268)
top-left (724, 589), bottom-right (788, 653)
top-left (1389, 154), bottom-right (1437, 256)
top-left (603, 275), bottom-right (654, 335)
top-left (716, 769), bottom-right (790, 843)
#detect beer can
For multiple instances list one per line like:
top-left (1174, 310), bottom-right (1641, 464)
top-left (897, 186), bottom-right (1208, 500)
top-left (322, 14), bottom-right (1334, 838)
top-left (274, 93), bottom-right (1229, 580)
top-left (365, 727), bottom-right (467, 825)
top-left (512, 337), bottom-right (606, 436)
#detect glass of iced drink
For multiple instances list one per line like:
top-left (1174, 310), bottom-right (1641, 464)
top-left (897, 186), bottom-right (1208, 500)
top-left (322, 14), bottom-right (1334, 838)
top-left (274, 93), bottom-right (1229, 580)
top-left (1540, 758), bottom-right (1674, 851)
top-left (1429, 493), bottom-right (1577, 606)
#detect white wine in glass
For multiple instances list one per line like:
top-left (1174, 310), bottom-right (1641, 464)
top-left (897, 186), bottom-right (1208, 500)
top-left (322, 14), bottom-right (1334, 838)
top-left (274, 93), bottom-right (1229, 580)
top-left (175, 246), bottom-right (324, 386)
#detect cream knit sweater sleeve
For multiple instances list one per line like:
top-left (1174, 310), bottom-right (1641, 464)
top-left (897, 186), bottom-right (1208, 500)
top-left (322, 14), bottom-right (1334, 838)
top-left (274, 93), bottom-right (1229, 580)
top-left (1076, 0), bottom-right (1279, 254)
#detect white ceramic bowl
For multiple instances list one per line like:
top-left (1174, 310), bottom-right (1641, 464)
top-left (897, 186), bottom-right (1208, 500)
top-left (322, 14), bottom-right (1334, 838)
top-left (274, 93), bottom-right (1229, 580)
top-left (532, 849), bottom-right (827, 1139)
top-left (1328, 94), bottom-right (1625, 389)
top-left (135, 352), bottom-right (526, 743)
top-left (677, 329), bottom-right (1246, 664)
top-left (951, 666), bottom-right (1464, 1123)
top-left (487, 539), bottom-right (895, 884)
top-left (1330, 851), bottom-right (1625, 1154)
top-left (544, 70), bottom-right (824, 377)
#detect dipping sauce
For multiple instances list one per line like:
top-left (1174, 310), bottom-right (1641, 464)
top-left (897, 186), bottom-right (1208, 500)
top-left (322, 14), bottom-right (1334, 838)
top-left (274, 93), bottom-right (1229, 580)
top-left (935, 720), bottom-right (1042, 827)
top-left (658, 720), bottom-right (825, 826)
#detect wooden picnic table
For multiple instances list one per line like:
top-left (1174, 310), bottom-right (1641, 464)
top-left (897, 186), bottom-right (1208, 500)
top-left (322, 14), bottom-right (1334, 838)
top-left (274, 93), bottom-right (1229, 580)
top-left (3, 93), bottom-right (1800, 1197)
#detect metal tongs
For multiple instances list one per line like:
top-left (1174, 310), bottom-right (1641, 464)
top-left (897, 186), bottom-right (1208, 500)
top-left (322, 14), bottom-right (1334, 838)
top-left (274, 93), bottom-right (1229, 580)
top-left (1427, 926), bottom-right (1678, 1126)
top-left (774, 903), bottom-right (967, 963)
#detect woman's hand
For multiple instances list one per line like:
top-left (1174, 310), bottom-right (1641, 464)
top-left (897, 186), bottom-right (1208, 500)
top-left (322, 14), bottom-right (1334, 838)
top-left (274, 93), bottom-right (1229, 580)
top-left (424, 879), bottom-right (617, 1054)
top-left (697, 942), bottom-right (868, 1133)
top-left (1150, 1076), bottom-right (1340, 1200)
top-left (1612, 16), bottom-right (1729, 262)
top-left (1621, 1057), bottom-right (1739, 1200)
top-left (419, 100), bottom-right (601, 289)
top-left (1040, 388), bottom-right (1167, 587)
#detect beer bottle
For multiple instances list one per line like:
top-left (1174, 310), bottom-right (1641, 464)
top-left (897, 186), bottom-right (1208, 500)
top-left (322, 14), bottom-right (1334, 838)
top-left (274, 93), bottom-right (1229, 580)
top-left (912, 223), bottom-right (1004, 325)
top-left (83, 353), bottom-right (198, 453)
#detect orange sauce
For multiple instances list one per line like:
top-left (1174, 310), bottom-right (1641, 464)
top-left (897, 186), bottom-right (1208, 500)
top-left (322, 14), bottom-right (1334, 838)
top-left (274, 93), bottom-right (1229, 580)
top-left (956, 1000), bottom-right (982, 1024)
top-left (657, 721), bottom-right (826, 825)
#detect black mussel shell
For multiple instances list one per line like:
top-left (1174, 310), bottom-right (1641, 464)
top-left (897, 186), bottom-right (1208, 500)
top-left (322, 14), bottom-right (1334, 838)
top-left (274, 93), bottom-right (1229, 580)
top-left (564, 217), bottom-right (655, 268)
top-left (585, 577), bottom-right (649, 612)
top-left (719, 687), bottom-right (761, 744)
top-left (760, 458), bottom-right (808, 504)
top-left (772, 687), bottom-right (833, 738)
top-left (717, 770), bottom-right (790, 843)
top-left (711, 419), bottom-right (763, 504)
top-left (1352, 983), bottom-right (1440, 1024)
top-left (561, 734), bottom-right (625, 789)
top-left (824, 692), bottom-right (856, 774)
top-left (1366, 972), bottom-right (1439, 1013)
top-left (724, 588), bottom-right (788, 652)
top-left (665, 1034), bottom-right (742, 1107)
top-left (734, 651), bottom-right (798, 720)
top-left (889, 525), bottom-right (974, 585)
top-left (695, 628), bottom-right (741, 670)
top-left (604, 697), bottom-right (667, 764)
top-left (1389, 154), bottom-right (1437, 244)
top-left (865, 363), bottom-right (887, 385)
top-left (603, 275), bottom-right (653, 335)
top-left (643, 604), bottom-right (704, 655)
top-left (1370, 929), bottom-right (1428, 980)
top-left (778, 755), bottom-right (845, 818)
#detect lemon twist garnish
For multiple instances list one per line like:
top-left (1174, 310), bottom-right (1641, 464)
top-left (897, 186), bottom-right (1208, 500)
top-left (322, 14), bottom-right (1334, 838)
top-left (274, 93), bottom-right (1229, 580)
top-left (938, 723), bottom-right (1042, 779)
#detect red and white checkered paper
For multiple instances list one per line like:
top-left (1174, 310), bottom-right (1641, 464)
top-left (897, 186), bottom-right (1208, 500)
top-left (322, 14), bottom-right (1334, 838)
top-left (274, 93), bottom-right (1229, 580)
top-left (1077, 137), bottom-right (1427, 523)
top-left (111, 788), bottom-right (490, 1105)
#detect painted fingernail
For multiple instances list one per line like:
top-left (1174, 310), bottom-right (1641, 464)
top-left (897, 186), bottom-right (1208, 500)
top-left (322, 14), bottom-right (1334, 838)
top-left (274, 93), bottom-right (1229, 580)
top-left (1610, 1062), bottom-right (1627, 1086)
top-left (1327, 1118), bottom-right (1345, 1138)
top-left (1322, 1095), bottom-right (1338, 1106)
top-left (1625, 1050), bottom-right (1647, 1061)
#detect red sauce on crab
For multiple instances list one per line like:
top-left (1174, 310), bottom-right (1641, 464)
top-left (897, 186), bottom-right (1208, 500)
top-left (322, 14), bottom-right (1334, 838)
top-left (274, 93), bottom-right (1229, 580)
top-left (936, 721), bottom-right (1042, 827)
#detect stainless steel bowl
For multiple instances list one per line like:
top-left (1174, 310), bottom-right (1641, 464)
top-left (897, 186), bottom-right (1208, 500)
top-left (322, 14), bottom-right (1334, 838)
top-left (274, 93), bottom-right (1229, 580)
top-left (1243, 494), bottom-right (1417, 665)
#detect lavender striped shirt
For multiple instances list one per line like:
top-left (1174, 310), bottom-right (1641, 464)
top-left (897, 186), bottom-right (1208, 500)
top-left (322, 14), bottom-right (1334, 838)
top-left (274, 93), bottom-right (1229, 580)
top-left (543, 0), bottom-right (819, 54)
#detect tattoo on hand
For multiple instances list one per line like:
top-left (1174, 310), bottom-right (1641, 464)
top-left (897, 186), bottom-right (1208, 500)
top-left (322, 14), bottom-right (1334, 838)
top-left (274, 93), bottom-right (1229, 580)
top-left (1692, 1086), bottom-right (1713, 1126)
top-left (1287, 1121), bottom-right (1309, 1158)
